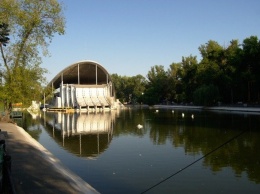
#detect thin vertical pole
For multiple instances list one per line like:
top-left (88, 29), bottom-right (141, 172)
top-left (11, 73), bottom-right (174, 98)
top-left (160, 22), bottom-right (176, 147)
top-left (61, 73), bottom-right (64, 108)
top-left (96, 64), bottom-right (97, 85)
top-left (78, 64), bottom-right (80, 84)
top-left (60, 81), bottom-right (63, 108)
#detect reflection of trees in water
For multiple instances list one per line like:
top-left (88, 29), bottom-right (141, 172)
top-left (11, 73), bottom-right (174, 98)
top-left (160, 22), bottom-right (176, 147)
top-left (146, 110), bottom-right (260, 184)
top-left (178, 114), bottom-right (260, 184)
top-left (203, 132), bottom-right (260, 184)
top-left (113, 108), bottom-right (149, 137)
top-left (18, 112), bottom-right (42, 140)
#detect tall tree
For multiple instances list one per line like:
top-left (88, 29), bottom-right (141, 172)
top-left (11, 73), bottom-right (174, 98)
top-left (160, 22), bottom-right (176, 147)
top-left (198, 40), bottom-right (223, 85)
top-left (167, 62), bottom-right (183, 103)
top-left (111, 74), bottom-right (146, 104)
top-left (225, 39), bottom-right (242, 103)
top-left (145, 65), bottom-right (169, 105)
top-left (241, 36), bottom-right (260, 103)
top-left (0, 0), bottom-right (65, 108)
top-left (180, 55), bottom-right (198, 103)
top-left (130, 74), bottom-right (147, 104)
top-left (197, 40), bottom-right (224, 103)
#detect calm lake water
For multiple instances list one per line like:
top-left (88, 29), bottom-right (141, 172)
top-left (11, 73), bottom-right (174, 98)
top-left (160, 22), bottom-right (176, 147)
top-left (16, 107), bottom-right (260, 194)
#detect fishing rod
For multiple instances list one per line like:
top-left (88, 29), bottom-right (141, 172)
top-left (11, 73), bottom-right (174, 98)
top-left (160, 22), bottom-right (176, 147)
top-left (141, 129), bottom-right (247, 194)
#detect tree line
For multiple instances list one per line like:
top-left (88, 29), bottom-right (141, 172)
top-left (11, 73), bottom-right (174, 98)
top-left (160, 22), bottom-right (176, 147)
top-left (111, 36), bottom-right (260, 106)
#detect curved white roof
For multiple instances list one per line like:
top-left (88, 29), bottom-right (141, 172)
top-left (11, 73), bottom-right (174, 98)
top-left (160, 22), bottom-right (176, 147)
top-left (48, 60), bottom-right (112, 89)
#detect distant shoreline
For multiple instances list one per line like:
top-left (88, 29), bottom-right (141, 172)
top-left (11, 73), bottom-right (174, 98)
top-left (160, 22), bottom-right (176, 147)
top-left (154, 105), bottom-right (260, 113)
top-left (125, 104), bottom-right (260, 114)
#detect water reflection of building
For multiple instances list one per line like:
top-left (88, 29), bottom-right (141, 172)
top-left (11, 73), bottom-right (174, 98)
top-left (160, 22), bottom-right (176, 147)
top-left (43, 112), bottom-right (116, 158)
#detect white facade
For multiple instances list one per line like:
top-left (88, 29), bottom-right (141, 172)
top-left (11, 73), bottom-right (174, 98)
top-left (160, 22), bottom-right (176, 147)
top-left (57, 83), bottom-right (114, 109)
top-left (48, 60), bottom-right (118, 110)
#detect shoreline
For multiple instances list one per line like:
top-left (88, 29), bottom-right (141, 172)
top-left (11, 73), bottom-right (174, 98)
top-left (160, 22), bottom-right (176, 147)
top-left (125, 104), bottom-right (260, 113)
top-left (0, 122), bottom-right (99, 194)
top-left (153, 105), bottom-right (260, 113)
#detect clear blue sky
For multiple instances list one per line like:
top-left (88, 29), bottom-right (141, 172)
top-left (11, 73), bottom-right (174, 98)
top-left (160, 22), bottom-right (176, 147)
top-left (42, 0), bottom-right (260, 82)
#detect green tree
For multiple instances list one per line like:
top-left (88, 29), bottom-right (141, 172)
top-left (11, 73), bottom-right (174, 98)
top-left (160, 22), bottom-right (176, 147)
top-left (167, 62), bottom-right (183, 103)
top-left (224, 39), bottom-right (242, 103)
top-left (111, 74), bottom-right (146, 104)
top-left (144, 65), bottom-right (169, 105)
top-left (241, 36), bottom-right (260, 103)
top-left (197, 40), bottom-right (225, 103)
top-left (130, 74), bottom-right (147, 104)
top-left (198, 40), bottom-right (223, 84)
top-left (180, 55), bottom-right (198, 103)
top-left (0, 0), bottom-right (65, 109)
top-left (110, 74), bottom-right (125, 102)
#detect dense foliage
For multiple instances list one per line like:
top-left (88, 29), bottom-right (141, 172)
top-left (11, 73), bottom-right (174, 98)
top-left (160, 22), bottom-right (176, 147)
top-left (111, 74), bottom-right (147, 104)
top-left (112, 36), bottom-right (260, 106)
top-left (0, 0), bottom-right (65, 110)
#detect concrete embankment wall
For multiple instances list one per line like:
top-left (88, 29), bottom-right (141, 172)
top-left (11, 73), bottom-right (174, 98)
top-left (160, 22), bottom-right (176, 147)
top-left (0, 122), bottom-right (99, 194)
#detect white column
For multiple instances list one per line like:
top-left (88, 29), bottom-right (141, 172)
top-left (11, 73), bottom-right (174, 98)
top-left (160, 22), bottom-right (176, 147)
top-left (66, 84), bottom-right (69, 107)
top-left (60, 81), bottom-right (64, 107)
top-left (71, 85), bottom-right (74, 107)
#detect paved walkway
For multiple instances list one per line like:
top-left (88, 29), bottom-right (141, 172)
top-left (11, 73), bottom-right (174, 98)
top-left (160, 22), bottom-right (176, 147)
top-left (0, 122), bottom-right (99, 194)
